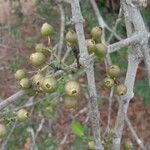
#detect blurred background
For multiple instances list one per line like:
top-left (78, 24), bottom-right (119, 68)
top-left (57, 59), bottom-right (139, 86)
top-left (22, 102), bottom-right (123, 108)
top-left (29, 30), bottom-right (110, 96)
top-left (0, 0), bottom-right (150, 149)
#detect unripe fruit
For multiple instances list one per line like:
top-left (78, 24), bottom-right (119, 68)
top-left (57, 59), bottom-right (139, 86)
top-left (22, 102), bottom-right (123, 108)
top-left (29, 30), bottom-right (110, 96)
top-left (65, 81), bottom-right (80, 97)
top-left (66, 30), bottom-right (78, 46)
top-left (107, 65), bottom-right (121, 78)
top-left (95, 43), bottom-right (107, 58)
top-left (15, 69), bottom-right (26, 81)
top-left (116, 84), bottom-right (127, 96)
top-left (103, 77), bottom-right (114, 88)
top-left (30, 52), bottom-right (46, 66)
top-left (0, 124), bottom-right (6, 138)
top-left (17, 109), bottom-right (28, 121)
top-left (86, 39), bottom-right (96, 53)
top-left (32, 73), bottom-right (43, 86)
top-left (88, 141), bottom-right (95, 150)
top-left (91, 26), bottom-right (102, 39)
top-left (20, 78), bottom-right (31, 89)
top-left (41, 22), bottom-right (54, 36)
top-left (64, 96), bottom-right (77, 109)
top-left (35, 43), bottom-right (46, 53)
top-left (41, 76), bottom-right (57, 93)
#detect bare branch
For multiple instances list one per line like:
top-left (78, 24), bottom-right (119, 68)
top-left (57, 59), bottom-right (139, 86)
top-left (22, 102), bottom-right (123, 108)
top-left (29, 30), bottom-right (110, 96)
top-left (108, 32), bottom-right (144, 53)
top-left (112, 3), bottom-right (143, 148)
top-left (57, 3), bottom-right (65, 59)
top-left (0, 90), bottom-right (26, 111)
top-left (71, 0), bottom-right (104, 149)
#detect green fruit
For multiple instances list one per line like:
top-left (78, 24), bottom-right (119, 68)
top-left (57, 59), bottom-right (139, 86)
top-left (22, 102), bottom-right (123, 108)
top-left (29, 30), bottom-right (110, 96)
top-left (95, 43), bottom-right (107, 58)
top-left (35, 43), bottom-right (46, 53)
top-left (66, 30), bottom-right (78, 46)
top-left (88, 141), bottom-right (95, 150)
top-left (20, 78), bottom-right (31, 89)
top-left (17, 109), bottom-right (28, 121)
top-left (32, 73), bottom-right (43, 86)
top-left (65, 81), bottom-right (80, 97)
top-left (41, 76), bottom-right (57, 93)
top-left (86, 39), bottom-right (96, 53)
top-left (107, 65), bottom-right (121, 78)
top-left (0, 124), bottom-right (6, 138)
top-left (116, 84), bottom-right (127, 96)
top-left (15, 69), bottom-right (26, 81)
top-left (103, 77), bottom-right (114, 88)
top-left (41, 22), bottom-right (54, 36)
top-left (30, 52), bottom-right (46, 66)
top-left (91, 26), bottom-right (102, 39)
top-left (64, 96), bottom-right (77, 109)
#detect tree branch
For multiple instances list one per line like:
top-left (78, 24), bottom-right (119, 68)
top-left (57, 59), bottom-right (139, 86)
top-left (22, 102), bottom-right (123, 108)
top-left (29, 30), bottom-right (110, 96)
top-left (57, 3), bottom-right (65, 59)
top-left (71, 0), bottom-right (104, 149)
top-left (0, 90), bottom-right (26, 111)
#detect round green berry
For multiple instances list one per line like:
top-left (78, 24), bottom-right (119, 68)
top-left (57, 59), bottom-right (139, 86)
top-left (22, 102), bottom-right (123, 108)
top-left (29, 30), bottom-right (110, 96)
top-left (15, 69), bottom-right (26, 81)
top-left (20, 78), bottom-right (31, 89)
top-left (107, 65), bottom-right (121, 78)
top-left (91, 26), bottom-right (102, 39)
top-left (66, 30), bottom-right (78, 46)
top-left (115, 84), bottom-right (127, 96)
top-left (41, 76), bottom-right (57, 93)
top-left (30, 52), bottom-right (46, 67)
top-left (41, 22), bottom-right (54, 36)
top-left (17, 109), bottom-right (28, 121)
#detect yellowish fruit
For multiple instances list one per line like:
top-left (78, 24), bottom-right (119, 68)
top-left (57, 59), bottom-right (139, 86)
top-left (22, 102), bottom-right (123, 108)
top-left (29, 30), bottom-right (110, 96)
top-left (41, 76), bottom-right (57, 93)
top-left (116, 84), bottom-right (127, 96)
top-left (32, 73), bottom-right (43, 86)
top-left (41, 22), bottom-right (54, 36)
top-left (91, 26), bottom-right (102, 39)
top-left (66, 30), bottom-right (78, 46)
top-left (17, 109), bottom-right (28, 121)
top-left (65, 81), bottom-right (80, 97)
top-left (107, 65), bottom-right (121, 78)
top-left (30, 52), bottom-right (46, 67)
top-left (20, 78), bottom-right (31, 89)
top-left (15, 69), bottom-right (26, 81)
top-left (103, 77), bottom-right (114, 89)
top-left (86, 39), bottom-right (96, 53)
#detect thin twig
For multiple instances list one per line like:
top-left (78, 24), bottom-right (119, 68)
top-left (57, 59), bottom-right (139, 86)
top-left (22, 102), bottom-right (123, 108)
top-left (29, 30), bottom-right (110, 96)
top-left (107, 8), bottom-right (123, 43)
top-left (125, 115), bottom-right (146, 150)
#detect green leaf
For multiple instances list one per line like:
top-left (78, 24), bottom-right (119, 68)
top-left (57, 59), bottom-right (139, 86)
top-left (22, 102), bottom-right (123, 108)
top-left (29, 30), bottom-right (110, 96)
top-left (71, 121), bottom-right (85, 137)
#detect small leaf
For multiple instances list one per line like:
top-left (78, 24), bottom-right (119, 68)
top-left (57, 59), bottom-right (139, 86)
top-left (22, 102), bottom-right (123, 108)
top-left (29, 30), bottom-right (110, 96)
top-left (71, 121), bottom-right (85, 137)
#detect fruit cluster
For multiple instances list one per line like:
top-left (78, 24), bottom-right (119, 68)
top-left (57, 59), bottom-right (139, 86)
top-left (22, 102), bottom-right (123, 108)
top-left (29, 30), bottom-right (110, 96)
top-left (0, 24), bottom-right (127, 141)
top-left (101, 65), bottom-right (127, 96)
top-left (66, 26), bottom-right (107, 62)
